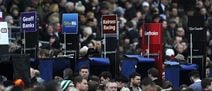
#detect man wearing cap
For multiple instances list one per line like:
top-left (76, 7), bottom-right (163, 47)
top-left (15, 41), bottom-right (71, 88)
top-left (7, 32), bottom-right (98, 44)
top-left (60, 80), bottom-right (74, 91)
top-left (165, 48), bottom-right (175, 61)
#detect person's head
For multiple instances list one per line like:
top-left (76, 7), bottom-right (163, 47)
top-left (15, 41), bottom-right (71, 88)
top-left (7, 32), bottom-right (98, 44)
top-left (89, 75), bottom-right (99, 82)
top-left (99, 71), bottom-right (112, 85)
top-left (65, 2), bottom-right (75, 12)
top-left (162, 80), bottom-right (173, 90)
top-left (60, 80), bottom-right (74, 91)
top-left (45, 80), bottom-right (61, 91)
top-left (31, 85), bottom-right (46, 91)
top-left (147, 67), bottom-right (159, 79)
top-left (74, 76), bottom-right (88, 91)
top-left (165, 48), bottom-right (175, 60)
top-left (0, 83), bottom-right (5, 91)
top-left (200, 7), bottom-right (207, 16)
top-left (38, 49), bottom-right (49, 58)
top-left (196, 1), bottom-right (204, 9)
top-left (152, 14), bottom-right (160, 23)
top-left (168, 19), bottom-right (177, 28)
top-left (95, 40), bottom-right (102, 50)
top-left (88, 80), bottom-right (98, 91)
top-left (49, 36), bottom-right (57, 44)
top-left (4, 15), bottom-right (14, 25)
top-left (142, 1), bottom-right (150, 13)
top-left (63, 68), bottom-right (73, 80)
top-left (79, 66), bottom-right (89, 79)
top-left (173, 36), bottom-right (183, 47)
top-left (180, 40), bottom-right (188, 51)
top-left (14, 79), bottom-right (25, 89)
top-left (186, 8), bottom-right (194, 16)
top-left (170, 7), bottom-right (178, 17)
top-left (162, 20), bottom-right (168, 29)
top-left (46, 24), bottom-right (54, 34)
top-left (59, 0), bottom-right (67, 7)
top-left (125, 1), bottom-right (133, 9)
top-left (10, 7), bottom-right (19, 18)
top-left (116, 75), bottom-right (128, 89)
top-left (123, 38), bottom-right (130, 45)
top-left (206, 57), bottom-right (211, 68)
top-left (49, 3), bottom-right (59, 13)
top-left (86, 18), bottom-right (97, 27)
top-left (87, 41), bottom-right (95, 49)
top-left (120, 87), bottom-right (130, 91)
top-left (176, 27), bottom-right (185, 37)
top-left (52, 22), bottom-right (61, 32)
top-left (189, 70), bottom-right (200, 82)
top-left (105, 81), bottom-right (118, 91)
top-left (201, 78), bottom-right (212, 90)
top-left (129, 72), bottom-right (141, 87)
top-left (141, 77), bottom-right (154, 91)
top-left (152, 7), bottom-right (159, 15)
top-left (82, 26), bottom-right (92, 37)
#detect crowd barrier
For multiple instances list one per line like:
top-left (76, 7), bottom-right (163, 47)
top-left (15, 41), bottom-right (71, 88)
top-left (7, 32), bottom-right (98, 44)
top-left (0, 54), bottom-right (30, 87)
top-left (39, 57), bottom-right (110, 82)
top-left (75, 57), bottom-right (110, 76)
top-left (39, 58), bottom-right (71, 82)
top-left (120, 55), bottom-right (155, 79)
top-left (164, 61), bottom-right (198, 90)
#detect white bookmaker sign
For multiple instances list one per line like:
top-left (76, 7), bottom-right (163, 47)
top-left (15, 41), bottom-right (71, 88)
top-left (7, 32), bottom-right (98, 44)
top-left (0, 22), bottom-right (9, 45)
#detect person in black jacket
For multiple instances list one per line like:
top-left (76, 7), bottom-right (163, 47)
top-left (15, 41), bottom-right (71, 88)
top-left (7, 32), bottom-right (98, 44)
top-left (147, 67), bottom-right (163, 87)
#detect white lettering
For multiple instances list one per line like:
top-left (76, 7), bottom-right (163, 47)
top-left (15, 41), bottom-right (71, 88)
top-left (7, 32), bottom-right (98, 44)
top-left (145, 31), bottom-right (158, 36)
top-left (22, 23), bottom-right (35, 28)
top-left (22, 16), bottom-right (34, 22)
top-left (103, 25), bottom-right (116, 31)
top-left (189, 27), bottom-right (203, 31)
top-left (71, 21), bottom-right (77, 26)
top-left (103, 20), bottom-right (116, 24)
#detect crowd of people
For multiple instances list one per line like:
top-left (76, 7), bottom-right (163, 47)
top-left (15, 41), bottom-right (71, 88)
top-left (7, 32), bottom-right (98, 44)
top-left (1, 0), bottom-right (211, 59)
top-left (1, 66), bottom-right (212, 91)
top-left (0, 0), bottom-right (212, 91)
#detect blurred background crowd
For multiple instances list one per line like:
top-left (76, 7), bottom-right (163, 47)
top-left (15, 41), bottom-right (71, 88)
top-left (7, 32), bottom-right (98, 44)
top-left (0, 0), bottom-right (211, 59)
top-left (0, 0), bottom-right (212, 59)
top-left (0, 0), bottom-right (212, 90)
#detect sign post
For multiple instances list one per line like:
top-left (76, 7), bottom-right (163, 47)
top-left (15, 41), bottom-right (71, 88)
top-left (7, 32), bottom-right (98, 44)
top-left (142, 23), bottom-right (163, 78)
top-left (102, 15), bottom-right (117, 34)
top-left (62, 13), bottom-right (78, 34)
top-left (20, 12), bottom-right (37, 54)
top-left (101, 15), bottom-right (118, 77)
top-left (188, 16), bottom-right (206, 78)
top-left (0, 22), bottom-right (9, 45)
top-left (102, 15), bottom-right (117, 57)
top-left (62, 13), bottom-right (78, 60)
top-left (21, 12), bottom-right (37, 32)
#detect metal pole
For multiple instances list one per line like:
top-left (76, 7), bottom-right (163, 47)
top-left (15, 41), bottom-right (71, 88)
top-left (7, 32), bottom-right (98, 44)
top-left (24, 30), bottom-right (26, 54)
top-left (116, 20), bottom-right (119, 78)
top-left (104, 34), bottom-right (106, 58)
top-left (147, 33), bottom-right (150, 58)
top-left (64, 32), bottom-right (66, 55)
top-left (9, 26), bottom-right (12, 42)
top-left (190, 33), bottom-right (193, 63)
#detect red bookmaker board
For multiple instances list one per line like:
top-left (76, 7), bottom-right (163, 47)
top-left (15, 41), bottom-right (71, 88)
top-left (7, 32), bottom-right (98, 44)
top-left (141, 23), bottom-right (163, 78)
